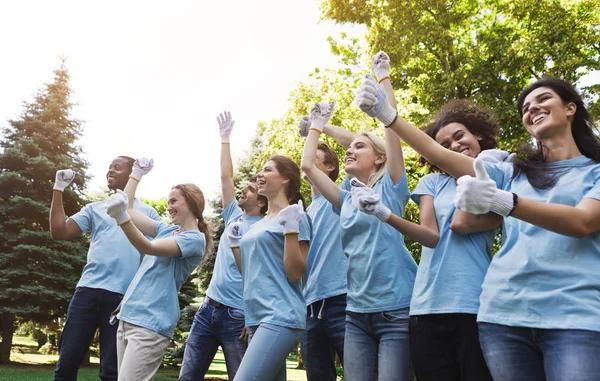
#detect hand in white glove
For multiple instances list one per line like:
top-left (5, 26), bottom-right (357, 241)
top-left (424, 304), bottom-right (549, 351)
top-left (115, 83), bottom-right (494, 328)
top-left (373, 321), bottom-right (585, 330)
top-left (350, 179), bottom-right (391, 222)
top-left (454, 158), bottom-right (514, 216)
top-left (218, 111), bottom-right (235, 143)
top-left (278, 200), bottom-right (306, 235)
top-left (54, 169), bottom-right (76, 192)
top-left (356, 75), bottom-right (398, 127)
top-left (478, 149), bottom-right (516, 163)
top-left (298, 116), bottom-right (311, 137)
top-left (130, 158), bottom-right (154, 182)
top-left (309, 102), bottom-right (335, 132)
top-left (105, 190), bottom-right (131, 225)
top-left (228, 220), bottom-right (244, 248)
top-left (372, 51), bottom-right (390, 80)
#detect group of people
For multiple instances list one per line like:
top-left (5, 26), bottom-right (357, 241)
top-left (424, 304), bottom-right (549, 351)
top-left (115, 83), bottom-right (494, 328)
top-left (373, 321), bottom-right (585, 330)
top-left (48, 51), bottom-right (600, 381)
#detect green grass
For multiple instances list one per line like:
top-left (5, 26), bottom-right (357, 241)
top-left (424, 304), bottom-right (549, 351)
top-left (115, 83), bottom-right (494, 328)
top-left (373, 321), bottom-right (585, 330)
top-left (2, 335), bottom-right (308, 380)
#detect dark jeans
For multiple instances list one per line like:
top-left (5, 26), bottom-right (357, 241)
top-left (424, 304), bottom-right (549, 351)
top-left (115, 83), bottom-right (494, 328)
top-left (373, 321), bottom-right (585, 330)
top-left (409, 314), bottom-right (492, 381)
top-left (301, 294), bottom-right (346, 381)
top-left (53, 287), bottom-right (122, 381)
top-left (479, 322), bottom-right (600, 381)
top-left (179, 300), bottom-right (247, 381)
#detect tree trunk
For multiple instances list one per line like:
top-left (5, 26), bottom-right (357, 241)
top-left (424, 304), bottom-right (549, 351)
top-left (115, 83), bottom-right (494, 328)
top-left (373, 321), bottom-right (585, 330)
top-left (0, 313), bottom-right (15, 364)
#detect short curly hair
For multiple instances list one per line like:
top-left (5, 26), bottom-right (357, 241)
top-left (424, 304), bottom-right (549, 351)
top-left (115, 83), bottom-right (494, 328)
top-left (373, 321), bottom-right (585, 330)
top-left (419, 100), bottom-right (499, 168)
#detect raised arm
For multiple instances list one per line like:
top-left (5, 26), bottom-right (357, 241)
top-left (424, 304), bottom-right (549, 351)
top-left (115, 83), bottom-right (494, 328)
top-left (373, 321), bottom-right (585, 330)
top-left (218, 111), bottom-right (236, 207)
top-left (299, 114), bottom-right (355, 149)
top-left (105, 190), bottom-right (183, 257)
top-left (300, 102), bottom-right (343, 209)
top-left (49, 169), bottom-right (83, 240)
top-left (124, 158), bottom-right (158, 237)
top-left (278, 201), bottom-right (309, 283)
top-left (356, 72), bottom-right (474, 179)
top-left (373, 52), bottom-right (405, 183)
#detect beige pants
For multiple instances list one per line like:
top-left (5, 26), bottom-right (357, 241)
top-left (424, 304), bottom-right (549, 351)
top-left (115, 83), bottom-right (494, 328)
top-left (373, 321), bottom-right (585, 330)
top-left (116, 321), bottom-right (170, 381)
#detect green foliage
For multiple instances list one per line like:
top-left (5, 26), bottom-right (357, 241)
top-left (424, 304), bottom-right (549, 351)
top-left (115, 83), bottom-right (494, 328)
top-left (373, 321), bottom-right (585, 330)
top-left (140, 197), bottom-right (171, 223)
top-left (321, 0), bottom-right (600, 149)
top-left (0, 61), bottom-right (90, 362)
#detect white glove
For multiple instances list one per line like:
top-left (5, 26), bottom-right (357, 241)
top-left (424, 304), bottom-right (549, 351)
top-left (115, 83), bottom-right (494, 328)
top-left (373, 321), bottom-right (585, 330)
top-left (105, 190), bottom-right (131, 225)
top-left (356, 75), bottom-right (398, 127)
top-left (309, 102), bottom-right (335, 132)
top-left (54, 169), bottom-right (76, 192)
top-left (278, 200), bottom-right (306, 235)
top-left (218, 111), bottom-right (235, 143)
top-left (350, 179), bottom-right (391, 222)
top-left (454, 158), bottom-right (514, 216)
top-left (298, 116), bottom-right (310, 137)
top-left (372, 51), bottom-right (390, 80)
top-left (130, 158), bottom-right (154, 182)
top-left (228, 220), bottom-right (244, 248)
top-left (478, 149), bottom-right (516, 163)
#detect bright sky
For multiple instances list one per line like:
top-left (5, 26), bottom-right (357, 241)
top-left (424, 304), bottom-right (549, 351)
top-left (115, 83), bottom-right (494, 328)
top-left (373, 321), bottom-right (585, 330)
top-left (0, 0), bottom-right (365, 207)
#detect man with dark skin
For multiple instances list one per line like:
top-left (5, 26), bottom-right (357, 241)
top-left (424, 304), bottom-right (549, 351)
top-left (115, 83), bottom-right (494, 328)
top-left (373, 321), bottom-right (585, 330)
top-left (50, 156), bottom-right (159, 381)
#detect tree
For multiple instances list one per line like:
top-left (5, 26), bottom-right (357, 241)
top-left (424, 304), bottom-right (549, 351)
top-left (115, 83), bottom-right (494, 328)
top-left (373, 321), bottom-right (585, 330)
top-left (0, 61), bottom-right (89, 364)
top-left (320, 0), bottom-right (600, 149)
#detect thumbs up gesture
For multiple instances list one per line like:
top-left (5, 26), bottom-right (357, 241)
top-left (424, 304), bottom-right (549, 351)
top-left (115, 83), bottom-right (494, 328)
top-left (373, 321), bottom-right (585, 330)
top-left (454, 158), bottom-right (514, 216)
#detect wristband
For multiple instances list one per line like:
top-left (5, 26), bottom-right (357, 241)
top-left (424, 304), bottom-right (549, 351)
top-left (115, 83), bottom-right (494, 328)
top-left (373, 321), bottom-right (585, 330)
top-left (129, 175), bottom-right (141, 182)
top-left (508, 193), bottom-right (519, 216)
top-left (384, 113), bottom-right (399, 128)
top-left (378, 76), bottom-right (390, 84)
top-left (309, 128), bottom-right (322, 134)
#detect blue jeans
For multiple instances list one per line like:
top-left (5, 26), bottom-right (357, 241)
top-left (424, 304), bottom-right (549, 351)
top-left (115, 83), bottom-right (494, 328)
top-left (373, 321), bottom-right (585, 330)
top-left (179, 301), bottom-right (247, 381)
top-left (344, 308), bottom-right (411, 381)
top-left (233, 323), bottom-right (303, 381)
top-left (479, 322), bottom-right (600, 381)
top-left (53, 287), bottom-right (122, 381)
top-left (301, 294), bottom-right (346, 381)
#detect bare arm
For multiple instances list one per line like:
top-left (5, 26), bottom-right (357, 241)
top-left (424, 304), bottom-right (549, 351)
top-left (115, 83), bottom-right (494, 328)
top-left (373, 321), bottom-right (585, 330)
top-left (283, 236), bottom-right (309, 283)
top-left (380, 78), bottom-right (405, 183)
top-left (301, 129), bottom-right (342, 209)
top-left (450, 210), bottom-right (503, 235)
top-left (221, 142), bottom-right (236, 208)
top-left (323, 124), bottom-right (356, 149)
top-left (124, 177), bottom-right (158, 237)
top-left (49, 190), bottom-right (83, 240)
top-left (232, 247), bottom-right (242, 274)
top-left (386, 195), bottom-right (439, 248)
top-left (119, 221), bottom-right (182, 257)
top-left (511, 197), bottom-right (600, 238)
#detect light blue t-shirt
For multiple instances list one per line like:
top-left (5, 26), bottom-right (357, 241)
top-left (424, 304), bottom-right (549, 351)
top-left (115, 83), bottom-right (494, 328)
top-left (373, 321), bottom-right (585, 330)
top-left (240, 215), bottom-right (311, 329)
top-left (479, 156), bottom-right (600, 331)
top-left (118, 222), bottom-right (205, 337)
top-left (304, 178), bottom-right (350, 306)
top-left (410, 173), bottom-right (494, 315)
top-left (71, 199), bottom-right (159, 294)
top-left (206, 200), bottom-right (262, 309)
top-left (339, 170), bottom-right (417, 313)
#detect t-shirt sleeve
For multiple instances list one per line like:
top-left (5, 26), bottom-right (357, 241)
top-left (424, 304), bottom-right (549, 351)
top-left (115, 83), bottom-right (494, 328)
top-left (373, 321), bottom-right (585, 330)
top-left (583, 176), bottom-right (600, 201)
top-left (339, 176), bottom-right (351, 191)
top-left (70, 204), bottom-right (93, 233)
top-left (483, 161), bottom-right (513, 190)
top-left (382, 169), bottom-right (410, 211)
top-left (222, 199), bottom-right (243, 225)
top-left (410, 174), bottom-right (437, 205)
top-left (175, 231), bottom-right (206, 258)
top-left (298, 215), bottom-right (312, 243)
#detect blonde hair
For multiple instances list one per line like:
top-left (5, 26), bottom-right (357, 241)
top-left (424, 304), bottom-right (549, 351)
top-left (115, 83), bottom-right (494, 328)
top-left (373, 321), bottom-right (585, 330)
top-left (356, 132), bottom-right (387, 188)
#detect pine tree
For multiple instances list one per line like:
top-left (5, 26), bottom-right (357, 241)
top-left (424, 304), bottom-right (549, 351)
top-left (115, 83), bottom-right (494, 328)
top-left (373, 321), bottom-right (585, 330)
top-left (0, 61), bottom-right (89, 364)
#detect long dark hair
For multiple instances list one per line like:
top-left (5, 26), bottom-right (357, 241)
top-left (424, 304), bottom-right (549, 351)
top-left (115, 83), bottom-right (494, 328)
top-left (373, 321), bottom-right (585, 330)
top-left (514, 78), bottom-right (600, 188)
top-left (420, 99), bottom-right (499, 172)
top-left (172, 183), bottom-right (214, 255)
top-left (268, 155), bottom-right (306, 210)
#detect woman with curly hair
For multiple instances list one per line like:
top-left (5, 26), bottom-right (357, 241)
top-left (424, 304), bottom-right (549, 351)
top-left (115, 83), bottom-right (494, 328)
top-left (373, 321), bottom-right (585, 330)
top-left (408, 99), bottom-right (506, 381)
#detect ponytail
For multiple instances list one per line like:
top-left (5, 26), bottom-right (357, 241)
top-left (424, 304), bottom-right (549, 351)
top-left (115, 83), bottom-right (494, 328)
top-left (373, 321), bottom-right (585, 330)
top-left (289, 191), bottom-right (306, 211)
top-left (197, 217), bottom-right (214, 256)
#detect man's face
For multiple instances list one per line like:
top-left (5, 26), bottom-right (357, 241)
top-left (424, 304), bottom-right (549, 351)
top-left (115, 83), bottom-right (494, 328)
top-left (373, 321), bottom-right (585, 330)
top-left (238, 181), bottom-right (261, 210)
top-left (106, 157), bottom-right (132, 190)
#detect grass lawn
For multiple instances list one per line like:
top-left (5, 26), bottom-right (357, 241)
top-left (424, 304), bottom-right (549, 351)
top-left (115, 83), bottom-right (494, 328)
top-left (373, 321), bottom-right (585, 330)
top-left (1, 335), bottom-right (308, 380)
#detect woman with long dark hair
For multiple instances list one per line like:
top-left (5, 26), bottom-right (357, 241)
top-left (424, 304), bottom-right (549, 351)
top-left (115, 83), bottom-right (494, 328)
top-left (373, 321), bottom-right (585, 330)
top-left (357, 75), bottom-right (600, 380)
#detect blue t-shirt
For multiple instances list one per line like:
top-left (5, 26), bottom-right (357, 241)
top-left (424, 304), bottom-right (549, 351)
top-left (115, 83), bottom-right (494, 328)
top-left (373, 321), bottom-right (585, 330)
top-left (410, 173), bottom-right (494, 315)
top-left (118, 222), bottom-right (205, 337)
top-left (304, 178), bottom-right (350, 306)
top-left (206, 200), bottom-right (262, 309)
top-left (239, 215), bottom-right (311, 329)
top-left (71, 198), bottom-right (160, 294)
top-left (480, 156), bottom-right (600, 331)
top-left (339, 170), bottom-right (417, 313)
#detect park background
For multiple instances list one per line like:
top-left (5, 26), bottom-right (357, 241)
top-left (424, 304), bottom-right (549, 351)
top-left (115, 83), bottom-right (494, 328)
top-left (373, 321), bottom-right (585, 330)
top-left (1, 0), bottom-right (599, 379)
